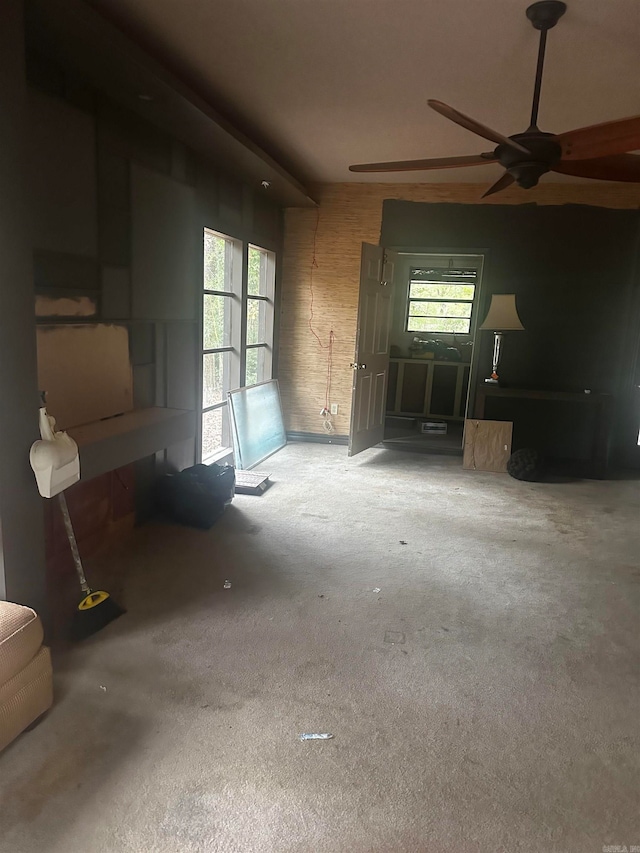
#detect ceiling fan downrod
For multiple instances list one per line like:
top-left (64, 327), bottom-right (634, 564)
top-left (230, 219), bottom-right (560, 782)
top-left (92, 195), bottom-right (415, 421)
top-left (526, 1), bottom-right (567, 130)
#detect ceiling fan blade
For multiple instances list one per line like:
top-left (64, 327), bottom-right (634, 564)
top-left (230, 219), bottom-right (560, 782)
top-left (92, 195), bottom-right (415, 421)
top-left (428, 100), bottom-right (530, 155)
top-left (556, 115), bottom-right (640, 160)
top-left (349, 153), bottom-right (496, 173)
top-left (482, 171), bottom-right (516, 198)
top-left (553, 153), bottom-right (640, 182)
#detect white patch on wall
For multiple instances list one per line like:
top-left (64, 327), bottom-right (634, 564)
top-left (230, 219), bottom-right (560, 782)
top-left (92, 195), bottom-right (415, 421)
top-left (35, 294), bottom-right (97, 318)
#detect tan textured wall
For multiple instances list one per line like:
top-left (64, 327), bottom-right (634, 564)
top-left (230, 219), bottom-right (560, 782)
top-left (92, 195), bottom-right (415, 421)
top-left (280, 182), bottom-right (640, 435)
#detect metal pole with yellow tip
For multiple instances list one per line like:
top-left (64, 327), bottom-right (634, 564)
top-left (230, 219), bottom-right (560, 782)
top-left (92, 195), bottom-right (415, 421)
top-left (58, 491), bottom-right (124, 641)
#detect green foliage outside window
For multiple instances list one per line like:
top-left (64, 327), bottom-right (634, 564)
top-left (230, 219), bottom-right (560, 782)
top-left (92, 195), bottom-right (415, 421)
top-left (407, 279), bottom-right (476, 334)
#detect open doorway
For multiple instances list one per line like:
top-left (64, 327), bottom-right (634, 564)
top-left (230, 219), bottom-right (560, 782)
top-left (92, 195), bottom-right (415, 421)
top-left (382, 252), bottom-right (485, 455)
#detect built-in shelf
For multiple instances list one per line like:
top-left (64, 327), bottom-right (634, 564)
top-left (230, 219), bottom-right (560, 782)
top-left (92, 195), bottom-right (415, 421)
top-left (69, 407), bottom-right (196, 481)
top-left (387, 358), bottom-right (471, 421)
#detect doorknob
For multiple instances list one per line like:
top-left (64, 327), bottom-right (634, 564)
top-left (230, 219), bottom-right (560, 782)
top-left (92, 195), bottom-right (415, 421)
top-left (350, 362), bottom-right (367, 370)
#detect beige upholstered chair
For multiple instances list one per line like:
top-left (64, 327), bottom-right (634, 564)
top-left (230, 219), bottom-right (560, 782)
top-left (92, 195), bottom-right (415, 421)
top-left (0, 601), bottom-right (53, 753)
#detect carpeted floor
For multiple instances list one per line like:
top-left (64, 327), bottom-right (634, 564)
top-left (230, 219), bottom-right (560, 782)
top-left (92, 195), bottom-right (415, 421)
top-left (1, 444), bottom-right (639, 852)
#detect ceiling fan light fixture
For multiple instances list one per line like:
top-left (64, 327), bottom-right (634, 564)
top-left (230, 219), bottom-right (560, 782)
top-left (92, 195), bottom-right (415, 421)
top-left (506, 162), bottom-right (548, 189)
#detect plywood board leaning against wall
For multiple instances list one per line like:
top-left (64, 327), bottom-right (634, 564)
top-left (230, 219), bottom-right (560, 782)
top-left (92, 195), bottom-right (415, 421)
top-left (37, 324), bottom-right (133, 430)
top-left (463, 419), bottom-right (513, 473)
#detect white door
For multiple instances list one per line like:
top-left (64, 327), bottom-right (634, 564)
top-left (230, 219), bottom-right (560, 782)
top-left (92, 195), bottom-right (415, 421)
top-left (348, 244), bottom-right (397, 457)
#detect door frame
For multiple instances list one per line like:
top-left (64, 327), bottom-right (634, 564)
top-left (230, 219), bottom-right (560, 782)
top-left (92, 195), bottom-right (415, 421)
top-left (384, 245), bottom-right (491, 432)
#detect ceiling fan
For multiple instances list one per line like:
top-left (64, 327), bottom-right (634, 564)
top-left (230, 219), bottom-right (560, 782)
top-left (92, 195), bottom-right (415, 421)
top-left (349, 1), bottom-right (640, 197)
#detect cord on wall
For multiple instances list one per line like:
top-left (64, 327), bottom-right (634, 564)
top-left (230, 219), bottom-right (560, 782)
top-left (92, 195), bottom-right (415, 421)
top-left (308, 206), bottom-right (328, 350)
top-left (307, 207), bottom-right (337, 425)
top-left (324, 329), bottom-right (335, 411)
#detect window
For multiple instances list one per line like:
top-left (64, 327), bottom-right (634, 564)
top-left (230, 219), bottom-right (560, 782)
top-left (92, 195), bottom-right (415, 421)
top-left (199, 232), bottom-right (276, 463)
top-left (406, 267), bottom-right (477, 334)
top-left (246, 245), bottom-right (275, 387)
top-left (201, 229), bottom-right (238, 462)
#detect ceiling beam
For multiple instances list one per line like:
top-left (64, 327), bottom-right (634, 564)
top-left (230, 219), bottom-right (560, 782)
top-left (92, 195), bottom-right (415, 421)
top-left (25, 0), bottom-right (317, 208)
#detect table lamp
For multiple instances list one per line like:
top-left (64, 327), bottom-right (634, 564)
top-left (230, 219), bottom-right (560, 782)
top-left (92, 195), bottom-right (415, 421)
top-left (479, 294), bottom-right (524, 384)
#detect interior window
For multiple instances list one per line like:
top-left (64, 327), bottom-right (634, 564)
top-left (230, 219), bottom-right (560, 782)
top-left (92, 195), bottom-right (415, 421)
top-left (406, 268), bottom-right (477, 334)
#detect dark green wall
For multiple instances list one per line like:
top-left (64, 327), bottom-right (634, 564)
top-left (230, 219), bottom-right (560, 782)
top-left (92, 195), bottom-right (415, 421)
top-left (0, 0), bottom-right (47, 615)
top-left (26, 51), bottom-right (284, 511)
top-left (0, 30), bottom-right (285, 617)
top-left (381, 200), bottom-right (640, 465)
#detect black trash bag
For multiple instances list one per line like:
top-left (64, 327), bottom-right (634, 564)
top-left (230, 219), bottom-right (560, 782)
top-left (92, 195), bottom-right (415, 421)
top-left (507, 448), bottom-right (545, 482)
top-left (156, 463), bottom-right (235, 529)
top-left (190, 463), bottom-right (235, 505)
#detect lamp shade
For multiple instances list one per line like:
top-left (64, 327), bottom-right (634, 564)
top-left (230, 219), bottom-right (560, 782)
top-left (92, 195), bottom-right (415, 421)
top-left (479, 294), bottom-right (524, 331)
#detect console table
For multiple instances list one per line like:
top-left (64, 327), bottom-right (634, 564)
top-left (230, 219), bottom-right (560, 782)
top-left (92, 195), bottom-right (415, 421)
top-left (474, 386), bottom-right (614, 478)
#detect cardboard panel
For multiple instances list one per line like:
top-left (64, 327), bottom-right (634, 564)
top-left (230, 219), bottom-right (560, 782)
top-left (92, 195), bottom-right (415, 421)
top-left (37, 324), bottom-right (133, 429)
top-left (463, 419), bottom-right (513, 473)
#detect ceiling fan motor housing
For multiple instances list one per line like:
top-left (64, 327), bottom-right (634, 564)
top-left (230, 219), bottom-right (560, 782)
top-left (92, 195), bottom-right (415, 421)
top-left (496, 133), bottom-right (562, 188)
top-left (526, 1), bottom-right (567, 31)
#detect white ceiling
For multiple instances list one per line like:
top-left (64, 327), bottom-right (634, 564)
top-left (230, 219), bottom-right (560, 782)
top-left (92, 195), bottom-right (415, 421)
top-left (88, 0), bottom-right (640, 186)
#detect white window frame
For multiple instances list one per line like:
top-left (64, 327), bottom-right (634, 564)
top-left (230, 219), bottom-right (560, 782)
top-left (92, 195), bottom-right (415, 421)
top-left (245, 244), bottom-right (276, 387)
top-left (200, 229), bottom-right (242, 463)
top-left (405, 266), bottom-right (479, 335)
top-left (199, 233), bottom-right (277, 464)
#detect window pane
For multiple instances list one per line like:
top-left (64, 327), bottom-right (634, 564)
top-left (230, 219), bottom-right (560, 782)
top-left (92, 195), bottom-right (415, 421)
top-left (409, 282), bottom-right (475, 300)
top-left (409, 301), bottom-right (472, 318)
top-left (204, 230), bottom-right (231, 291)
top-left (203, 294), bottom-right (232, 349)
top-left (408, 316), bottom-right (470, 333)
top-left (248, 246), bottom-right (267, 296)
top-left (203, 351), bottom-right (230, 408)
top-left (201, 406), bottom-right (229, 461)
top-left (247, 297), bottom-right (267, 345)
top-left (245, 347), bottom-right (258, 387)
top-left (245, 346), bottom-right (268, 387)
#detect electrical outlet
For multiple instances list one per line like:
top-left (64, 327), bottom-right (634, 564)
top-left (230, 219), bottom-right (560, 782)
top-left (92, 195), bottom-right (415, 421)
top-left (330, 403), bottom-right (339, 415)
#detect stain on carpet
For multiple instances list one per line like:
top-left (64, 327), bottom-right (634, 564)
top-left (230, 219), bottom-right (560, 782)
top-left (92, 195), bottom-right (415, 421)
top-left (0, 736), bottom-right (108, 831)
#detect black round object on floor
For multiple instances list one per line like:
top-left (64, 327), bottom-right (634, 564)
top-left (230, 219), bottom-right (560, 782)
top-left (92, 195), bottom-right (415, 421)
top-left (507, 448), bottom-right (545, 481)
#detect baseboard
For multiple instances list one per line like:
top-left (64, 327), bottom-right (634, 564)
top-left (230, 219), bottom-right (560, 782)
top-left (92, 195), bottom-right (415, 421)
top-left (287, 431), bottom-right (349, 446)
